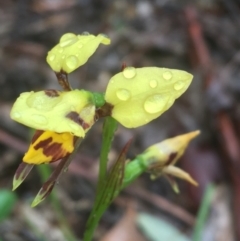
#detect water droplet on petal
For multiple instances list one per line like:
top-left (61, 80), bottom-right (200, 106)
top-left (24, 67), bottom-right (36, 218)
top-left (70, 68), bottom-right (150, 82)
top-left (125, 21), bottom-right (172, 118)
top-left (65, 55), bottom-right (78, 70)
top-left (116, 89), bottom-right (131, 101)
top-left (13, 112), bottom-right (21, 119)
top-left (82, 31), bottom-right (90, 35)
top-left (174, 81), bottom-right (185, 90)
top-left (78, 43), bottom-right (83, 48)
top-left (122, 67), bottom-right (136, 79)
top-left (164, 98), bottom-right (175, 109)
top-left (60, 33), bottom-right (76, 43)
top-left (48, 54), bottom-right (55, 62)
top-left (149, 79), bottom-right (158, 88)
top-left (31, 114), bottom-right (48, 125)
top-left (144, 94), bottom-right (168, 114)
top-left (58, 47), bottom-right (63, 53)
top-left (59, 39), bottom-right (77, 48)
top-left (162, 71), bottom-right (172, 80)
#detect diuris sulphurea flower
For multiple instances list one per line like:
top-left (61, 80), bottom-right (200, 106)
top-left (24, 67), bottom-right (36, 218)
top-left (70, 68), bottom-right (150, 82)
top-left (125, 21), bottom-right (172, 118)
top-left (10, 31), bottom-right (196, 208)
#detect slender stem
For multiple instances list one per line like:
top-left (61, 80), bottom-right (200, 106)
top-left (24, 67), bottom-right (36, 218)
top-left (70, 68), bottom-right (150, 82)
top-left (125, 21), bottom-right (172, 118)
top-left (97, 117), bottom-right (118, 193)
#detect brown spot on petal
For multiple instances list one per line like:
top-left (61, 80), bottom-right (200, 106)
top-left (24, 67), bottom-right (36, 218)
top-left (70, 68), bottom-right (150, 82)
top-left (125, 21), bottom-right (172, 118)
top-left (33, 137), bottom-right (70, 162)
top-left (31, 130), bottom-right (44, 144)
top-left (34, 137), bottom-right (53, 150)
top-left (44, 89), bottom-right (60, 97)
top-left (165, 152), bottom-right (178, 166)
top-left (66, 111), bottom-right (90, 130)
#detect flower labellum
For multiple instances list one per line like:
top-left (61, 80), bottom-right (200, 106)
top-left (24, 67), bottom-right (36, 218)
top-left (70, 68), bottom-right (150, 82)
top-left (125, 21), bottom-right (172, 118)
top-left (23, 130), bottom-right (75, 164)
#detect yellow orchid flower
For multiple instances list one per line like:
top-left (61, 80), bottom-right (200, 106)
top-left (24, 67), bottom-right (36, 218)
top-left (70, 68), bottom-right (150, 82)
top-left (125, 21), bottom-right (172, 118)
top-left (105, 67), bottom-right (193, 128)
top-left (46, 32), bottom-right (110, 73)
top-left (10, 89), bottom-right (96, 137)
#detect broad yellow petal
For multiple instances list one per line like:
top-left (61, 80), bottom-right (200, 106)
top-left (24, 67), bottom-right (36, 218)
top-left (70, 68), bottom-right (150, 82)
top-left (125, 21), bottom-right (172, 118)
top-left (105, 67), bottom-right (193, 128)
top-left (10, 89), bottom-right (95, 137)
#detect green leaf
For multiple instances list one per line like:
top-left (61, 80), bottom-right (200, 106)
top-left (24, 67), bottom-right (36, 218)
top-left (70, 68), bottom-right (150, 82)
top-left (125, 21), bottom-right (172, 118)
top-left (83, 139), bottom-right (131, 241)
top-left (137, 213), bottom-right (191, 241)
top-left (0, 189), bottom-right (17, 221)
top-left (193, 184), bottom-right (215, 241)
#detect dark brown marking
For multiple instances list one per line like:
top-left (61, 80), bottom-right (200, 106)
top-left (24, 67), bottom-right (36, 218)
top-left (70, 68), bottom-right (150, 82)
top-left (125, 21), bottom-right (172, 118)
top-left (66, 111), bottom-right (90, 130)
top-left (34, 136), bottom-right (70, 162)
top-left (44, 89), bottom-right (60, 97)
top-left (34, 137), bottom-right (53, 150)
top-left (96, 102), bottom-right (113, 118)
top-left (165, 152), bottom-right (178, 166)
top-left (31, 130), bottom-right (44, 144)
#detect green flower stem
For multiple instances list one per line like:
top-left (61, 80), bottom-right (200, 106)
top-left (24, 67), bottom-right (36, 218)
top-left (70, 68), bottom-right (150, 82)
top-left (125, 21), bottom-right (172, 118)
top-left (122, 155), bottom-right (148, 189)
top-left (83, 151), bottom-right (153, 241)
top-left (97, 116), bottom-right (118, 193)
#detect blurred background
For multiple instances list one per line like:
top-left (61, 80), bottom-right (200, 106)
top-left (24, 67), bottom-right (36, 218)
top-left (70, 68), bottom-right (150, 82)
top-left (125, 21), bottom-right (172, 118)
top-left (0, 0), bottom-right (240, 240)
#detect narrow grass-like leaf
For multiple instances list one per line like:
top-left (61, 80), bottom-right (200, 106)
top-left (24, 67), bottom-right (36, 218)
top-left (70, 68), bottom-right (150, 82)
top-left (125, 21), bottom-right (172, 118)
top-left (97, 116), bottom-right (118, 193)
top-left (193, 184), bottom-right (215, 241)
top-left (83, 139), bottom-right (131, 241)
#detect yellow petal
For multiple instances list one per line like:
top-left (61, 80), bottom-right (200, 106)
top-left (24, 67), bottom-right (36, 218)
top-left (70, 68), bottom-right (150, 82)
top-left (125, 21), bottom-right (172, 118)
top-left (23, 130), bottom-right (74, 164)
top-left (105, 67), bottom-right (193, 128)
top-left (46, 32), bottom-right (111, 73)
top-left (10, 89), bottom-right (95, 137)
top-left (163, 165), bottom-right (198, 186)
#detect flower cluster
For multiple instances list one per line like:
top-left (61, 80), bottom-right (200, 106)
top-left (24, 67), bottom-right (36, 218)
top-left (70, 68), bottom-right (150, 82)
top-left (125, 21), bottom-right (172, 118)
top-left (10, 32), bottom-right (196, 206)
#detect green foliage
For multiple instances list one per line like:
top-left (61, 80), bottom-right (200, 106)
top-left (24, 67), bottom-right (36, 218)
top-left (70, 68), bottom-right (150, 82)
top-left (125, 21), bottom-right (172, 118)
top-left (0, 189), bottom-right (17, 221)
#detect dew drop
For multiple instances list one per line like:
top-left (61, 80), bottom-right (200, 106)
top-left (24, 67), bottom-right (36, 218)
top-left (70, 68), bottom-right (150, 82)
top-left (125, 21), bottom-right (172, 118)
top-left (13, 112), bottom-right (21, 119)
top-left (122, 67), bottom-right (136, 79)
top-left (149, 79), bottom-right (158, 88)
top-left (31, 114), bottom-right (48, 125)
top-left (174, 81), bottom-right (185, 90)
top-left (162, 71), bottom-right (172, 80)
top-left (65, 55), bottom-right (78, 70)
top-left (82, 31), bottom-right (90, 35)
top-left (48, 54), bottom-right (55, 62)
top-left (116, 89), bottom-right (131, 101)
top-left (144, 94), bottom-right (167, 114)
top-left (58, 47), bottom-right (63, 53)
top-left (164, 98), bottom-right (175, 109)
top-left (59, 39), bottom-right (77, 48)
top-left (78, 43), bottom-right (83, 48)
top-left (60, 33), bottom-right (76, 43)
